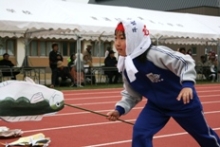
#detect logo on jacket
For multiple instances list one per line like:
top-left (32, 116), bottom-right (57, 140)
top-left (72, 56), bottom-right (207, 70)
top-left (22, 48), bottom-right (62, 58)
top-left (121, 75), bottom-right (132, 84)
top-left (146, 73), bottom-right (163, 83)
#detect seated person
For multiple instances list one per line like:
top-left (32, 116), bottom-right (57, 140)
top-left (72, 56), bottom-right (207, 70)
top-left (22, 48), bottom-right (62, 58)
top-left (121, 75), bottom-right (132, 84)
top-left (68, 53), bottom-right (76, 71)
top-left (68, 53), bottom-right (77, 87)
top-left (206, 52), bottom-right (218, 82)
top-left (0, 53), bottom-right (20, 80)
top-left (57, 61), bottom-right (75, 86)
top-left (209, 59), bottom-right (218, 82)
top-left (104, 50), bottom-right (120, 84)
top-left (83, 54), bottom-right (96, 85)
top-left (74, 53), bottom-right (85, 87)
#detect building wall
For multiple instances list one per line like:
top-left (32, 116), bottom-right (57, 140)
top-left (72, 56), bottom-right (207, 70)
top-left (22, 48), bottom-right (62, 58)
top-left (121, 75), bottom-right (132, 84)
top-left (0, 38), bottom-right (114, 67)
top-left (159, 43), bottom-right (217, 63)
top-left (1, 37), bottom-right (217, 68)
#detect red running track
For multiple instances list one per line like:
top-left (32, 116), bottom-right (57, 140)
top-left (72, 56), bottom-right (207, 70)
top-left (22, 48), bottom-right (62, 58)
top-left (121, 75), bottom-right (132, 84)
top-left (0, 84), bottom-right (220, 147)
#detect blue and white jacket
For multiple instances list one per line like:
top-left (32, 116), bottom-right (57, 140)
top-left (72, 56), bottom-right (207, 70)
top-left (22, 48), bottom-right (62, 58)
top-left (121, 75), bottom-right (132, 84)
top-left (115, 45), bottom-right (202, 116)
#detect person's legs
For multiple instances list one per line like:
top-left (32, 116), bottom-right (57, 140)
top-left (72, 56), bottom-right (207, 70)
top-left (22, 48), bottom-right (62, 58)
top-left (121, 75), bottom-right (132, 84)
top-left (80, 71), bottom-right (85, 86)
top-left (132, 102), bottom-right (170, 147)
top-left (108, 73), bottom-right (113, 84)
top-left (70, 67), bottom-right (77, 85)
top-left (173, 109), bottom-right (220, 147)
top-left (113, 71), bottom-right (119, 83)
top-left (51, 68), bottom-right (58, 87)
top-left (11, 71), bottom-right (20, 80)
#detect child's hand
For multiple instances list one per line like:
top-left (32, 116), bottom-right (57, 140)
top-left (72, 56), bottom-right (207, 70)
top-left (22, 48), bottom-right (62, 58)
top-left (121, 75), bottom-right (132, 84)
top-left (177, 88), bottom-right (193, 104)
top-left (106, 110), bottom-right (120, 121)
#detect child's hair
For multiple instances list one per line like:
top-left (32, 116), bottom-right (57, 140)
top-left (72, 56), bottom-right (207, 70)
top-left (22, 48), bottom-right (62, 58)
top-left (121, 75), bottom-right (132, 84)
top-left (115, 23), bottom-right (126, 38)
top-left (114, 30), bottom-right (126, 39)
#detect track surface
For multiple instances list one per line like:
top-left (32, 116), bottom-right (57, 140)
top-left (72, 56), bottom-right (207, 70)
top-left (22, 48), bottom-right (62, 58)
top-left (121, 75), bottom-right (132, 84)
top-left (0, 84), bottom-right (220, 147)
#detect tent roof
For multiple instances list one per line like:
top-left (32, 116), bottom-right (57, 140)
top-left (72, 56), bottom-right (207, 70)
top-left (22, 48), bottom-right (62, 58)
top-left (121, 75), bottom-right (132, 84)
top-left (0, 0), bottom-right (219, 44)
top-left (88, 0), bottom-right (219, 11)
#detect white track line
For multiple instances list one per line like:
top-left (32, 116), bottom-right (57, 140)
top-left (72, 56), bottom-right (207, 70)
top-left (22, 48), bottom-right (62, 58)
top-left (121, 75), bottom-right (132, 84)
top-left (64, 89), bottom-right (220, 96)
top-left (50, 109), bottom-right (220, 118)
top-left (73, 101), bottom-right (117, 106)
top-left (23, 119), bottom-right (136, 133)
top-left (68, 100), bottom-right (220, 106)
top-left (62, 88), bottom-right (123, 92)
top-left (22, 110), bottom-right (220, 133)
top-left (65, 95), bottom-right (118, 101)
top-left (202, 100), bottom-right (220, 104)
top-left (64, 91), bottom-right (119, 95)
top-left (49, 107), bottom-right (143, 117)
top-left (1, 99), bottom-right (219, 122)
top-left (65, 94), bottom-right (220, 101)
top-left (61, 85), bottom-right (220, 93)
top-left (83, 127), bottom-right (220, 147)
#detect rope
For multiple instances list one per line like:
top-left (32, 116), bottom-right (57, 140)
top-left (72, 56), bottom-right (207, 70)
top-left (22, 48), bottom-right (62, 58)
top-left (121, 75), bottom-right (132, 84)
top-left (64, 103), bottom-right (134, 126)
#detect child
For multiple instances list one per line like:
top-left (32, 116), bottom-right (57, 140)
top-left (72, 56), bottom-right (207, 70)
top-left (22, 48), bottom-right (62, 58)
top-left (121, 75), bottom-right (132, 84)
top-left (106, 19), bottom-right (220, 147)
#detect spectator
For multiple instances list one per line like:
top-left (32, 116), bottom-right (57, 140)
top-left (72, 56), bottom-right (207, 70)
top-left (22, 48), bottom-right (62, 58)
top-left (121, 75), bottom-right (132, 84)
top-left (68, 53), bottom-right (77, 87)
top-left (104, 50), bottom-right (120, 84)
top-left (49, 43), bottom-right (63, 88)
top-left (187, 49), bottom-right (192, 56)
top-left (179, 47), bottom-right (186, 55)
top-left (57, 61), bottom-right (75, 86)
top-left (83, 45), bottom-right (93, 67)
top-left (74, 53), bottom-right (85, 87)
top-left (104, 47), bottom-right (112, 58)
top-left (0, 53), bottom-right (20, 80)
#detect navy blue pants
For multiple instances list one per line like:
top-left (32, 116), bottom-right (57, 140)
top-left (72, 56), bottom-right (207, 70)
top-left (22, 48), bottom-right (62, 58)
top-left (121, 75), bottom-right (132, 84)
top-left (132, 102), bottom-right (220, 147)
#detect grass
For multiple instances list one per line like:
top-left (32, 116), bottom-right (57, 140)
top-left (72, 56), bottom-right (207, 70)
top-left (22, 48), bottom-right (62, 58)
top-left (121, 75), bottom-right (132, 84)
top-left (51, 80), bottom-right (219, 91)
top-left (53, 83), bottom-right (124, 91)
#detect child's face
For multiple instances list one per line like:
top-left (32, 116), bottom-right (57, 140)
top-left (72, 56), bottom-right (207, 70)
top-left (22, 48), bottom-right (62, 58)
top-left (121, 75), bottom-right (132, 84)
top-left (114, 31), bottom-right (126, 56)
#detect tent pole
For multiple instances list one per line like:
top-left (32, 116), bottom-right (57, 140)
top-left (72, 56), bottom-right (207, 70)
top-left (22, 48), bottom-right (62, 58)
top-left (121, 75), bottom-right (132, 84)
top-left (156, 36), bottom-right (163, 45)
top-left (23, 31), bottom-right (32, 68)
top-left (98, 32), bottom-right (105, 67)
top-left (76, 35), bottom-right (82, 86)
top-left (98, 37), bottom-right (102, 67)
top-left (217, 39), bottom-right (220, 82)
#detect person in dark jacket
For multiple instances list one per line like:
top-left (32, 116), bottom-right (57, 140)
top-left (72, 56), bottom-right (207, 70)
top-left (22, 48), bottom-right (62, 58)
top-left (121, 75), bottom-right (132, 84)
top-left (104, 50), bottom-right (120, 84)
top-left (49, 43), bottom-right (63, 88)
top-left (0, 53), bottom-right (20, 80)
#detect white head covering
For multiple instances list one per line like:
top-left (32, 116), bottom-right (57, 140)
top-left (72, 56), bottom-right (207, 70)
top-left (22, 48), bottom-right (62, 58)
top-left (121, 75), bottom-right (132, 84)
top-left (116, 19), bottom-right (152, 82)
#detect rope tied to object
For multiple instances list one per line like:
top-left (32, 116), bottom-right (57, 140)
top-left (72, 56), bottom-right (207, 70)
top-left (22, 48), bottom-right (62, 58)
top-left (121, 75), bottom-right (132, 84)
top-left (64, 103), bottom-right (134, 126)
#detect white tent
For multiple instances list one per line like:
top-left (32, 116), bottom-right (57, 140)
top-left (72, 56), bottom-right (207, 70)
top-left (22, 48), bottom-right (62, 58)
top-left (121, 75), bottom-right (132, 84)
top-left (0, 0), bottom-right (219, 44)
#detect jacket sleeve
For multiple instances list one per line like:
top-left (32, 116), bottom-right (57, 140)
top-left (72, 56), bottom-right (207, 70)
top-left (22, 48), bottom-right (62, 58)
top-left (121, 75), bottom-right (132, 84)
top-left (115, 73), bottom-right (142, 115)
top-left (49, 52), bottom-right (58, 66)
top-left (148, 46), bottom-right (197, 87)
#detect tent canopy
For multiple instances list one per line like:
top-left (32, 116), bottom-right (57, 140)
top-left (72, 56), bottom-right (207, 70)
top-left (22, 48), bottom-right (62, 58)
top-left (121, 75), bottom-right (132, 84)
top-left (0, 0), bottom-right (219, 44)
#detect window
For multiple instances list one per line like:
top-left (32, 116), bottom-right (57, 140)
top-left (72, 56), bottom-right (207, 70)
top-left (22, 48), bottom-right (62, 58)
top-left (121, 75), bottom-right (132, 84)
top-left (0, 38), bottom-right (16, 56)
top-left (70, 42), bottom-right (76, 55)
top-left (28, 40), bottom-right (77, 57)
top-left (62, 42), bottom-right (68, 56)
top-left (46, 42), bottom-right (53, 56)
top-left (191, 46), bottom-right (197, 55)
top-left (29, 41), bottom-right (38, 56)
top-left (91, 41), bottom-right (112, 57)
top-left (40, 41), bottom-right (46, 56)
top-left (6, 40), bottom-right (15, 55)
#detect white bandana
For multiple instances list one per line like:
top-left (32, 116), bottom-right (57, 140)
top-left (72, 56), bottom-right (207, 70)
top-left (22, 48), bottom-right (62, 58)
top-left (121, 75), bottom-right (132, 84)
top-left (116, 19), bottom-right (152, 82)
